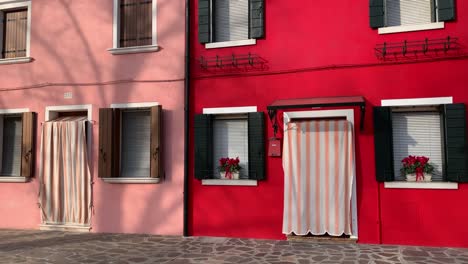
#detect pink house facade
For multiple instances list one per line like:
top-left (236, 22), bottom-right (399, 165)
top-left (0, 0), bottom-right (185, 235)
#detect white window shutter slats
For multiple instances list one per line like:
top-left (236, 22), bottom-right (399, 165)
top-left (121, 110), bottom-right (151, 178)
top-left (213, 119), bottom-right (249, 178)
top-left (1, 116), bottom-right (23, 176)
top-left (214, 0), bottom-right (249, 42)
top-left (386, 0), bottom-right (433, 27)
top-left (392, 112), bottom-right (444, 181)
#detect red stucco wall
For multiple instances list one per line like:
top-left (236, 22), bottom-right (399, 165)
top-left (189, 0), bottom-right (468, 247)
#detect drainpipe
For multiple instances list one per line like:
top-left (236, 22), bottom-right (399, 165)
top-left (183, 0), bottom-right (190, 237)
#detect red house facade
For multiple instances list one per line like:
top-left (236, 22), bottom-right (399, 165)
top-left (188, 0), bottom-right (468, 248)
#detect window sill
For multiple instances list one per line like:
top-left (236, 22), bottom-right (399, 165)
top-left (101, 177), bottom-right (161, 184)
top-left (107, 45), bottom-right (160, 55)
top-left (202, 179), bottom-right (257, 186)
top-left (378, 22), bottom-right (444, 35)
top-left (205, 39), bottom-right (256, 49)
top-left (384, 181), bottom-right (458, 190)
top-left (0, 177), bottom-right (30, 183)
top-left (0, 57), bottom-right (33, 65)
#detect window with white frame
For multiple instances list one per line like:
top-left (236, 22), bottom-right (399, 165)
top-left (374, 102), bottom-right (468, 183)
top-left (194, 110), bottom-right (265, 181)
top-left (198, 0), bottom-right (264, 45)
top-left (110, 0), bottom-right (158, 53)
top-left (0, 0), bottom-right (31, 59)
top-left (369, 0), bottom-right (455, 30)
top-left (98, 105), bottom-right (163, 180)
top-left (0, 111), bottom-right (35, 179)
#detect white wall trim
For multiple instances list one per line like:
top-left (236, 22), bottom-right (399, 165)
top-left (202, 179), bottom-right (257, 186)
top-left (112, 0), bottom-right (158, 49)
top-left (0, 57), bottom-right (32, 65)
top-left (39, 224), bottom-right (91, 232)
top-left (45, 104), bottom-right (93, 121)
top-left (107, 45), bottom-right (159, 55)
top-left (102, 177), bottom-right (161, 184)
top-left (203, 106), bottom-right (257, 114)
top-left (110, 102), bottom-right (160, 109)
top-left (205, 39), bottom-right (256, 49)
top-left (381, 97), bottom-right (453, 107)
top-left (0, 0), bottom-right (32, 58)
top-left (0, 108), bottom-right (29, 114)
top-left (0, 177), bottom-right (30, 183)
top-left (378, 22), bottom-right (444, 35)
top-left (283, 109), bottom-right (359, 239)
top-left (384, 181), bottom-right (458, 190)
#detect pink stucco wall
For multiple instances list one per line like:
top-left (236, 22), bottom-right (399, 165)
top-left (0, 0), bottom-right (185, 235)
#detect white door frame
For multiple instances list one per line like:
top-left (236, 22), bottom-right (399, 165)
top-left (284, 109), bottom-right (358, 239)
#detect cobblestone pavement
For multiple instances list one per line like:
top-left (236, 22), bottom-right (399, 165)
top-left (1, 230), bottom-right (468, 264)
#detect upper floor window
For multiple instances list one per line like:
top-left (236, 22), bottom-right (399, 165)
top-left (369, 0), bottom-right (455, 33)
top-left (109, 0), bottom-right (159, 54)
top-left (198, 0), bottom-right (264, 48)
top-left (0, 0), bottom-right (31, 62)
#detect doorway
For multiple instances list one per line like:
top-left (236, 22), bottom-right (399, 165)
top-left (282, 109), bottom-right (358, 239)
top-left (39, 105), bottom-right (93, 232)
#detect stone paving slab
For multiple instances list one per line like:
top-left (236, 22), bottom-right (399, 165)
top-left (1, 230), bottom-right (468, 264)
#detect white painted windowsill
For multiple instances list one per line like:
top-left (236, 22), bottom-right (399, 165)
top-left (202, 179), bottom-right (258, 186)
top-left (378, 22), bottom-right (444, 35)
top-left (107, 45), bottom-right (160, 55)
top-left (0, 177), bottom-right (30, 183)
top-left (101, 177), bottom-right (161, 184)
top-left (0, 57), bottom-right (32, 65)
top-left (384, 181), bottom-right (458, 190)
top-left (205, 39), bottom-right (256, 49)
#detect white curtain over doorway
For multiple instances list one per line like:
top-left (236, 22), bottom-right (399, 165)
top-left (38, 116), bottom-right (92, 226)
top-left (282, 120), bottom-right (355, 236)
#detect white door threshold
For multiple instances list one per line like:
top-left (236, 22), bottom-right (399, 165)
top-left (39, 224), bottom-right (91, 233)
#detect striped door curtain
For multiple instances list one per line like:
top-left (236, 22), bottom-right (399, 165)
top-left (282, 120), bottom-right (355, 236)
top-left (38, 117), bottom-right (92, 226)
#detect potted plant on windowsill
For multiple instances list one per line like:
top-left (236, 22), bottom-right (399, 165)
top-left (401, 155), bottom-right (434, 182)
top-left (218, 157), bottom-right (242, 180)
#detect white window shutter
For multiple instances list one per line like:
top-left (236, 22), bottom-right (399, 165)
top-left (386, 0), bottom-right (434, 27)
top-left (214, 0), bottom-right (249, 42)
top-left (120, 110), bottom-right (151, 178)
top-left (1, 116), bottom-right (23, 176)
top-left (213, 119), bottom-right (249, 178)
top-left (392, 112), bottom-right (444, 181)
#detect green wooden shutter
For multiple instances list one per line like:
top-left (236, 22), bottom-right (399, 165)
top-left (373, 107), bottom-right (395, 182)
top-left (198, 0), bottom-right (211, 43)
top-left (443, 104), bottom-right (468, 182)
top-left (99, 108), bottom-right (114, 178)
top-left (438, 0), bottom-right (455, 22)
top-left (249, 0), bottom-right (264, 39)
top-left (369, 0), bottom-right (385, 28)
top-left (194, 114), bottom-right (213, 179)
top-left (248, 112), bottom-right (265, 180)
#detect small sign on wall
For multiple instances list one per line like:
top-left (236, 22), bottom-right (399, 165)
top-left (268, 137), bottom-right (281, 157)
top-left (64, 92), bottom-right (73, 99)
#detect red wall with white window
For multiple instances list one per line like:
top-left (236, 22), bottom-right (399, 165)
top-left (0, 0), bottom-right (186, 235)
top-left (189, 0), bottom-right (468, 247)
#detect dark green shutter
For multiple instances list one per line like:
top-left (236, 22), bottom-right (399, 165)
top-left (248, 112), bottom-right (265, 180)
top-left (438, 0), bottom-right (455, 21)
top-left (249, 0), bottom-right (264, 39)
top-left (369, 0), bottom-right (385, 28)
top-left (198, 0), bottom-right (211, 43)
top-left (194, 114), bottom-right (213, 179)
top-left (373, 107), bottom-right (395, 182)
top-left (443, 104), bottom-right (468, 182)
